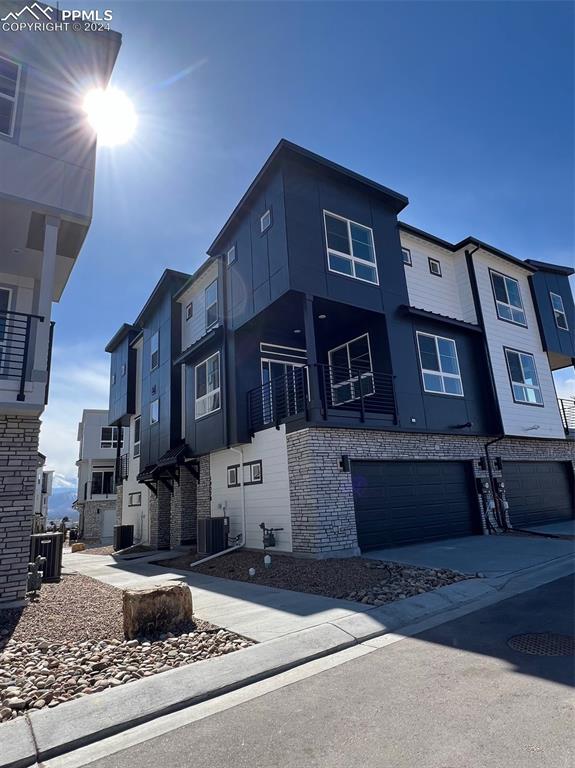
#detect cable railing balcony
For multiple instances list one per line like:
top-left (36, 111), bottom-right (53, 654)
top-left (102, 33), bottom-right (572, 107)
top-left (317, 364), bottom-right (397, 420)
top-left (558, 398), bottom-right (575, 434)
top-left (0, 309), bottom-right (44, 401)
top-left (248, 367), bottom-right (308, 433)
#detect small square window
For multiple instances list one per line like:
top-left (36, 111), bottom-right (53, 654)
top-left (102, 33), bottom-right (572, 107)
top-left (128, 492), bottom-right (142, 507)
top-left (260, 209), bottom-right (272, 233)
top-left (150, 399), bottom-right (159, 425)
top-left (428, 258), bottom-right (442, 277)
top-left (121, 363), bottom-right (126, 376)
top-left (150, 332), bottom-right (159, 370)
top-left (227, 466), bottom-right (239, 488)
top-left (550, 292), bottom-right (569, 331)
top-left (244, 460), bottom-right (263, 485)
top-left (186, 302), bottom-right (193, 321)
top-left (227, 245), bottom-right (236, 265)
top-left (402, 248), bottom-right (412, 266)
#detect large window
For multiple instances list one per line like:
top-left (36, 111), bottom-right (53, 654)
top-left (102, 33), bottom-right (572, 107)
top-left (0, 55), bottom-right (21, 138)
top-left (550, 292), bottom-right (569, 331)
top-left (195, 352), bottom-right (220, 419)
top-left (91, 470), bottom-right (114, 496)
top-left (150, 399), bottom-right (159, 424)
top-left (416, 332), bottom-right (463, 396)
top-left (323, 212), bottom-right (378, 285)
top-left (100, 427), bottom-right (123, 449)
top-left (150, 331), bottom-right (159, 370)
top-left (328, 334), bottom-right (374, 406)
top-left (490, 270), bottom-right (526, 326)
top-left (205, 280), bottom-right (218, 330)
top-left (133, 416), bottom-right (141, 458)
top-left (504, 348), bottom-right (543, 405)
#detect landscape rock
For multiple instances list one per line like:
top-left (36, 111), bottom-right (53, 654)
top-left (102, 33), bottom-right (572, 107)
top-left (122, 583), bottom-right (194, 640)
top-left (70, 543), bottom-right (86, 552)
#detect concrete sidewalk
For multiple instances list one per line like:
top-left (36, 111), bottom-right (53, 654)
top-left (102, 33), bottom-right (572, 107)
top-left (64, 552), bottom-right (373, 642)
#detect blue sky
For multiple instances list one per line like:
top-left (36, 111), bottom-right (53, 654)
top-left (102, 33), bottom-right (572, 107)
top-left (42, 0), bottom-right (575, 483)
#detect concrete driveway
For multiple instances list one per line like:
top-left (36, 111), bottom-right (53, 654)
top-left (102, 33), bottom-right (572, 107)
top-left (365, 534), bottom-right (575, 577)
top-left (520, 520), bottom-right (575, 538)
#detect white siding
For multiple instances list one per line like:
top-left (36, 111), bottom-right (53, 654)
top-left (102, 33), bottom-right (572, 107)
top-left (179, 262), bottom-right (219, 352)
top-left (209, 425), bottom-right (292, 552)
top-left (474, 251), bottom-right (565, 439)
top-left (401, 234), bottom-right (477, 324)
top-left (120, 414), bottom-right (149, 544)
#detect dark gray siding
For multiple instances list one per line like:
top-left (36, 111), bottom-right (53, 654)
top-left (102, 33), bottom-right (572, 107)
top-left (108, 333), bottom-right (137, 427)
top-left (529, 270), bottom-right (575, 360)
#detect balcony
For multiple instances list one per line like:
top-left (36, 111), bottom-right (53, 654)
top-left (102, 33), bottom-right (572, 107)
top-left (558, 398), bottom-right (575, 436)
top-left (248, 365), bottom-right (397, 435)
top-left (116, 453), bottom-right (129, 482)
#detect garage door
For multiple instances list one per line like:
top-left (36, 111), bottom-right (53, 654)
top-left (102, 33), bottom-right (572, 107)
top-left (504, 461), bottom-right (574, 528)
top-left (351, 460), bottom-right (481, 550)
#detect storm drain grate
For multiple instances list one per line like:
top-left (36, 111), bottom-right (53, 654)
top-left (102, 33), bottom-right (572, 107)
top-left (507, 632), bottom-right (575, 656)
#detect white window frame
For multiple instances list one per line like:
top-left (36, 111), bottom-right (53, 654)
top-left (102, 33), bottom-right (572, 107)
top-left (0, 55), bottom-right (22, 139)
top-left (416, 332), bottom-right (464, 397)
top-left (185, 302), bottom-right (193, 321)
top-left (205, 280), bottom-right (218, 331)
top-left (247, 460), bottom-right (263, 484)
top-left (128, 492), bottom-right (142, 507)
top-left (489, 269), bottom-right (527, 327)
top-left (428, 257), bottom-right (442, 277)
top-left (227, 244), bottom-right (236, 265)
top-left (550, 292), bottom-right (569, 331)
top-left (260, 209), bottom-right (272, 233)
top-left (150, 398), bottom-right (159, 425)
top-left (133, 415), bottom-right (141, 458)
top-left (402, 247), bottom-right (412, 266)
top-left (504, 348), bottom-right (543, 406)
top-left (100, 426), bottom-right (123, 449)
top-left (227, 466), bottom-right (239, 488)
top-left (91, 469), bottom-right (115, 496)
top-left (323, 211), bottom-right (379, 285)
top-left (150, 331), bottom-right (159, 370)
top-left (195, 352), bottom-right (220, 419)
top-left (327, 333), bottom-right (375, 406)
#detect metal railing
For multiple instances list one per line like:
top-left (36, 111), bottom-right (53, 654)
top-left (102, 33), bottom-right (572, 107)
top-left (116, 453), bottom-right (129, 482)
top-left (558, 398), bottom-right (575, 434)
top-left (0, 309), bottom-right (44, 401)
top-left (248, 364), bottom-right (397, 433)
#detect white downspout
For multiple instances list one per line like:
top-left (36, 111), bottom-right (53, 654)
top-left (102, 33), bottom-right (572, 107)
top-left (189, 445), bottom-right (246, 568)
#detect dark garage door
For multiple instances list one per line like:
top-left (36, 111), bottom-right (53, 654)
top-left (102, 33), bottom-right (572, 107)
top-left (351, 460), bottom-right (481, 550)
top-left (504, 461), bottom-right (574, 528)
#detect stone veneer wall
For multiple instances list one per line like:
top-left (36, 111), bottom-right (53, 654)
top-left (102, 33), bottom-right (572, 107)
top-left (286, 427), bottom-right (575, 557)
top-left (170, 469), bottom-right (197, 548)
top-left (115, 484), bottom-right (123, 525)
top-left (196, 455), bottom-right (211, 520)
top-left (149, 483), bottom-right (171, 550)
top-left (79, 499), bottom-right (116, 544)
top-left (0, 415), bottom-right (41, 605)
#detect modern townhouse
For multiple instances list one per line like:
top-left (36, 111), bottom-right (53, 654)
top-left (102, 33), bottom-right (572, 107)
top-left (0, 3), bottom-right (121, 603)
top-left (108, 140), bottom-right (575, 558)
top-left (74, 409), bottom-right (127, 544)
top-left (31, 452), bottom-right (52, 533)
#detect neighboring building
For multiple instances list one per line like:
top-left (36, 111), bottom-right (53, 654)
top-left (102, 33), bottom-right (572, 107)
top-left (75, 409), bottom-right (127, 545)
top-left (108, 140), bottom-right (575, 556)
top-left (0, 3), bottom-right (121, 602)
top-left (31, 452), bottom-right (53, 533)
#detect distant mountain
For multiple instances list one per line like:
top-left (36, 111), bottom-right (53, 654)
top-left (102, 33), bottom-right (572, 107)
top-left (48, 486), bottom-right (79, 522)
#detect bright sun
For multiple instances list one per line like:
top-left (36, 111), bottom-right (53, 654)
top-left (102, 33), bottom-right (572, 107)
top-left (83, 88), bottom-right (137, 147)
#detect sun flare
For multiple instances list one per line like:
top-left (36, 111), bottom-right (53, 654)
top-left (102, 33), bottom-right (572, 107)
top-left (83, 87), bottom-right (137, 147)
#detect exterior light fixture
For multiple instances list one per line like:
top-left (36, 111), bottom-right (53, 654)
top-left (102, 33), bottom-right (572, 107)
top-left (294, 329), bottom-right (302, 334)
top-left (318, 314), bottom-right (327, 319)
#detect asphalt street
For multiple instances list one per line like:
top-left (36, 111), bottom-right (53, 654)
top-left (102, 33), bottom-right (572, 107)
top-left (77, 575), bottom-right (575, 768)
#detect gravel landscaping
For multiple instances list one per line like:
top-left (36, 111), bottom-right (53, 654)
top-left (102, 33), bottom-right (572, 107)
top-left (158, 549), bottom-right (467, 605)
top-left (0, 574), bottom-right (251, 723)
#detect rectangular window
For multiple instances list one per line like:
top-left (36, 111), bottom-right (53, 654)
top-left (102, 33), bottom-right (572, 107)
top-left (150, 399), bottom-right (159, 424)
top-left (323, 211), bottom-right (379, 285)
top-left (111, 372), bottom-right (116, 385)
top-left (186, 301), bottom-right (193, 320)
top-left (91, 470), bottom-right (115, 496)
top-left (490, 270), bottom-right (527, 326)
top-left (550, 292), bottom-right (569, 331)
top-left (227, 244), bottom-right (236, 265)
top-left (416, 332), bottom-right (464, 397)
top-left (402, 248), bottom-right (412, 266)
top-left (227, 466), bottom-right (239, 488)
top-left (260, 209), bottom-right (272, 233)
top-left (428, 258), bottom-right (442, 277)
top-left (100, 427), bottom-right (123, 449)
top-left (128, 492), bottom-right (142, 506)
top-left (504, 348), bottom-right (543, 405)
top-left (205, 280), bottom-right (218, 330)
top-left (0, 55), bottom-right (21, 138)
top-left (328, 334), bottom-right (374, 406)
top-left (195, 352), bottom-right (220, 419)
top-left (150, 331), bottom-right (159, 370)
top-left (121, 363), bottom-right (126, 376)
top-left (247, 460), bottom-right (263, 484)
top-left (133, 415), bottom-right (141, 458)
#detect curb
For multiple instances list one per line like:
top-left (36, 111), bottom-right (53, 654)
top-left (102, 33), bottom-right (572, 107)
top-left (2, 554), bottom-right (573, 768)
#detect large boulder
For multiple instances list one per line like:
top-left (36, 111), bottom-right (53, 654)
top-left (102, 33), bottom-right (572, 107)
top-left (122, 583), bottom-right (194, 639)
top-left (71, 543), bottom-right (85, 552)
